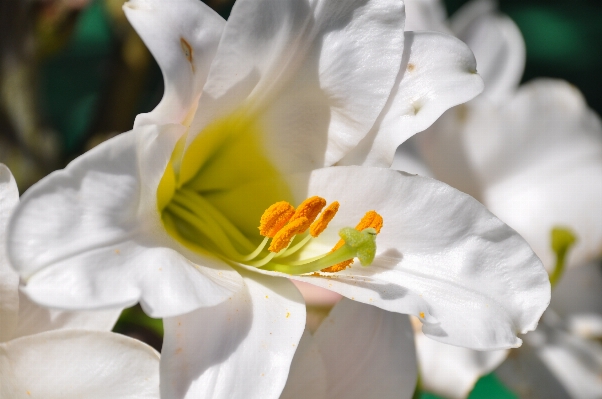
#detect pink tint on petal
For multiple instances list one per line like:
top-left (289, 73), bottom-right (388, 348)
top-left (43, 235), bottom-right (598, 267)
top-left (292, 280), bottom-right (342, 306)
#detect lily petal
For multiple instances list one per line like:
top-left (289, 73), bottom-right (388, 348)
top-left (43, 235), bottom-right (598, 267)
top-left (497, 321), bottom-right (602, 399)
top-left (13, 291), bottom-right (121, 339)
top-left (0, 165), bottom-right (20, 342)
top-left (8, 125), bottom-right (244, 318)
top-left (450, 0), bottom-right (525, 103)
top-left (269, 166), bottom-right (550, 350)
top-left (280, 331), bottom-right (328, 399)
top-left (403, 0), bottom-right (449, 32)
top-left (415, 327), bottom-right (508, 398)
top-left (190, 0), bottom-right (406, 172)
top-left (338, 31), bottom-right (483, 167)
top-left (314, 299), bottom-right (417, 399)
top-left (123, 0), bottom-right (225, 127)
top-left (391, 140), bottom-right (433, 177)
top-left (551, 262), bottom-right (602, 339)
top-left (161, 270), bottom-right (305, 399)
top-left (0, 330), bottom-right (160, 399)
top-left (479, 80), bottom-right (602, 271)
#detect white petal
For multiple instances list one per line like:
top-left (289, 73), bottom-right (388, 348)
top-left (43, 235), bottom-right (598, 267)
top-left (0, 164), bottom-right (19, 342)
top-left (8, 125), bottom-right (244, 318)
top-left (189, 0), bottom-right (405, 172)
top-left (450, 0), bottom-right (525, 103)
top-left (392, 140), bottom-right (434, 177)
top-left (123, 0), bottom-right (225, 127)
top-left (415, 328), bottom-right (508, 398)
top-left (338, 31), bottom-right (483, 167)
top-left (313, 299), bottom-right (417, 399)
top-left (277, 166), bottom-right (549, 350)
top-left (0, 330), bottom-right (160, 399)
top-left (497, 323), bottom-right (602, 399)
top-left (413, 101), bottom-right (494, 200)
top-left (551, 262), bottom-right (602, 339)
top-left (160, 270), bottom-right (305, 399)
top-left (403, 0), bottom-right (449, 32)
top-left (13, 291), bottom-right (121, 339)
top-left (480, 80), bottom-right (602, 271)
top-left (280, 331), bottom-right (328, 399)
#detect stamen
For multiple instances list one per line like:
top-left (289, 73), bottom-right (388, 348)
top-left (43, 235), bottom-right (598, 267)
top-left (260, 227), bottom-right (377, 275)
top-left (258, 201), bottom-right (295, 237)
top-left (269, 217), bottom-right (309, 253)
top-left (309, 201), bottom-right (339, 237)
top-left (321, 210), bottom-right (383, 273)
top-left (289, 196), bottom-right (326, 233)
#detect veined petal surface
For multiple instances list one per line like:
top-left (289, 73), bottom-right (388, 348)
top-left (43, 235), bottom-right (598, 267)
top-left (338, 31), bottom-right (483, 167)
top-left (124, 0), bottom-right (225, 127)
top-left (161, 271), bottom-right (305, 399)
top-left (243, 166), bottom-right (549, 350)
top-left (189, 0), bottom-right (406, 172)
top-left (8, 125), bottom-right (244, 318)
top-left (0, 330), bottom-right (159, 399)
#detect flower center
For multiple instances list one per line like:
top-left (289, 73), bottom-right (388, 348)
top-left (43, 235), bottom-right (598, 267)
top-left (156, 110), bottom-right (382, 275)
top-left (162, 191), bottom-right (382, 275)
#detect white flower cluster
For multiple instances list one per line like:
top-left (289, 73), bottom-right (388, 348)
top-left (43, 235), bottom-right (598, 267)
top-left (1, 0), bottom-right (599, 398)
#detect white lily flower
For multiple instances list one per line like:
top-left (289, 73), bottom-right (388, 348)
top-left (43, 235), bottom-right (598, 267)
top-left (396, 1), bottom-right (602, 397)
top-left (7, 0), bottom-right (550, 398)
top-left (496, 262), bottom-right (602, 399)
top-left (281, 298), bottom-right (418, 399)
top-left (0, 164), bottom-right (160, 399)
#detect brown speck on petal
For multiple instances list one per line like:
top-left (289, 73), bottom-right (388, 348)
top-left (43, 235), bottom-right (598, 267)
top-left (407, 63), bottom-right (415, 72)
top-left (180, 37), bottom-right (195, 73)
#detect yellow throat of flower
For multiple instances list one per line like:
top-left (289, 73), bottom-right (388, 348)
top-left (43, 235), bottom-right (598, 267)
top-left (156, 111), bottom-right (383, 275)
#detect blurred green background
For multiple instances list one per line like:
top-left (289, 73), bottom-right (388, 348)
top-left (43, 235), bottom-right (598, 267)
top-left (1, 0), bottom-right (600, 398)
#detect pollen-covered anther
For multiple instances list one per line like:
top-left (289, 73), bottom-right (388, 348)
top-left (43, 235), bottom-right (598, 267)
top-left (309, 201), bottom-right (339, 237)
top-left (321, 210), bottom-right (383, 273)
top-left (269, 217), bottom-right (309, 253)
top-left (258, 201), bottom-right (295, 238)
top-left (290, 196), bottom-right (326, 233)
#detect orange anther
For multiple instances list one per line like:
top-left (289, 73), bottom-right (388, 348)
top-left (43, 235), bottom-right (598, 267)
top-left (258, 201), bottom-right (295, 238)
top-left (354, 210), bottom-right (383, 233)
top-left (309, 201), bottom-right (340, 237)
top-left (269, 217), bottom-right (308, 253)
top-left (321, 259), bottom-right (354, 273)
top-left (290, 196), bottom-right (326, 233)
top-left (321, 210), bottom-right (383, 273)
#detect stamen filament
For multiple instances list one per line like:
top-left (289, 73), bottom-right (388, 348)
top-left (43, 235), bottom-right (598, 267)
top-left (277, 234), bottom-right (312, 258)
top-left (176, 189), bottom-right (256, 252)
top-left (247, 251), bottom-right (278, 267)
top-left (260, 244), bottom-right (357, 274)
top-left (240, 237), bottom-right (270, 262)
top-left (168, 198), bottom-right (272, 262)
top-left (167, 202), bottom-right (246, 261)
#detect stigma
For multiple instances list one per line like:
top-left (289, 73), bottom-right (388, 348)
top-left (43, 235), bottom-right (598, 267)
top-left (162, 190), bottom-right (383, 275)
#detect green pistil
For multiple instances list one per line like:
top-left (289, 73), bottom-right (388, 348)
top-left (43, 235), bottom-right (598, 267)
top-left (549, 227), bottom-right (577, 287)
